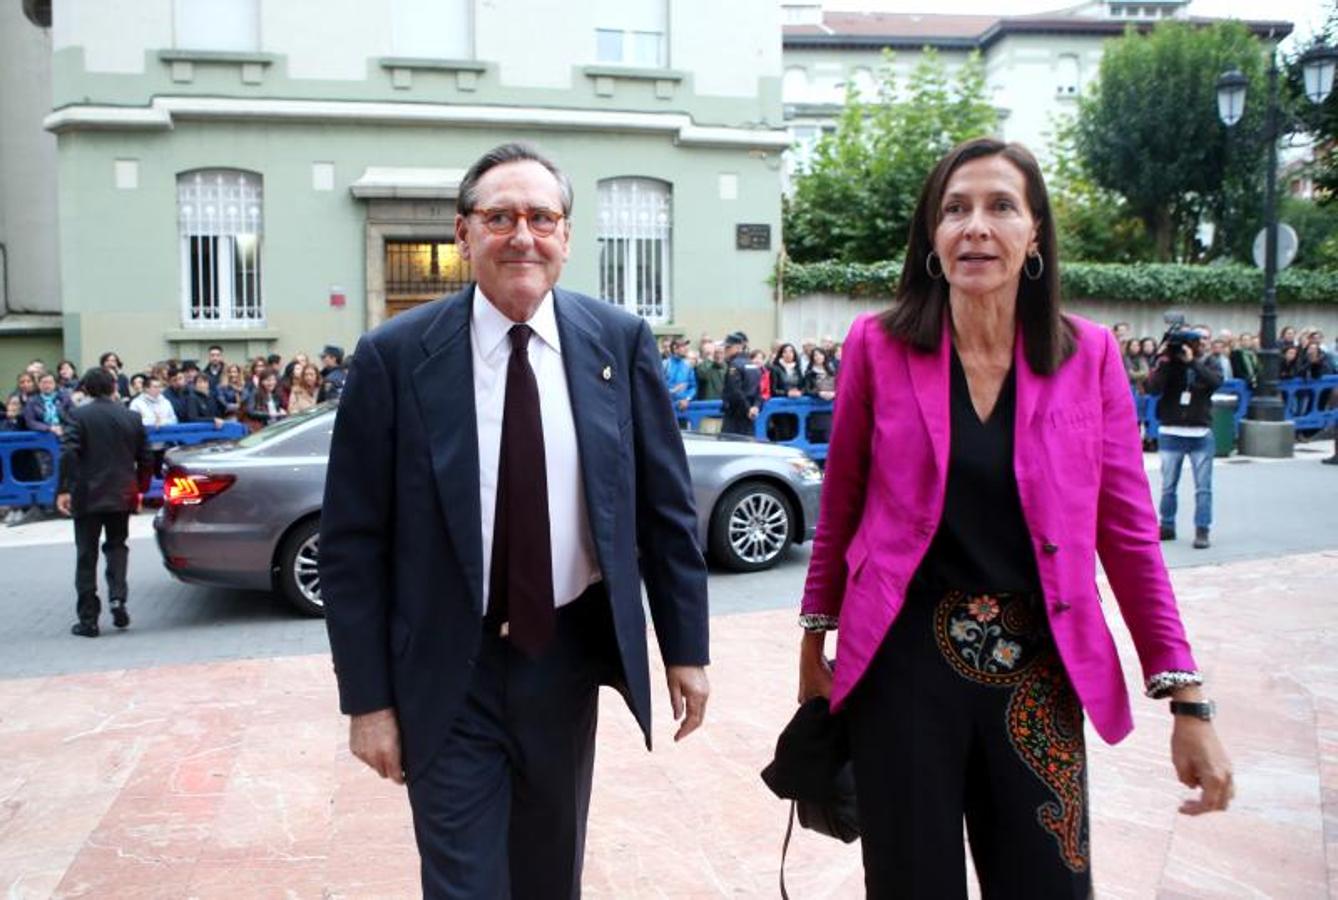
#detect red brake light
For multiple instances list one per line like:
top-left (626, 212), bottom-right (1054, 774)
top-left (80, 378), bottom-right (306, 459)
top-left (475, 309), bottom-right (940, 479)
top-left (164, 467), bottom-right (236, 506)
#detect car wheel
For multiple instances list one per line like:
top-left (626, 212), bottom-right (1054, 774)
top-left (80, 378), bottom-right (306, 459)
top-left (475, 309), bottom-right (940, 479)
top-left (709, 480), bottom-right (794, 572)
top-left (277, 518), bottom-right (324, 617)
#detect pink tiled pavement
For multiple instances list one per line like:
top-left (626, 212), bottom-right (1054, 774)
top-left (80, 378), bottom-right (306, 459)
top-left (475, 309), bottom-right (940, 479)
top-left (2, 551), bottom-right (1336, 898)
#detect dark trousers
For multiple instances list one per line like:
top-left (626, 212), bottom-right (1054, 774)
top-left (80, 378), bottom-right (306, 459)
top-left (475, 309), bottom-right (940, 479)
top-left (846, 588), bottom-right (1092, 900)
top-left (407, 584), bottom-right (619, 899)
top-left (74, 511), bottom-right (130, 625)
top-left (721, 411), bottom-right (754, 436)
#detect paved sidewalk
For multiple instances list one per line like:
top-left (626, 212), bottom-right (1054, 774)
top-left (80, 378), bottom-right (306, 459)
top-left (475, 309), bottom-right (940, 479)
top-left (1, 551), bottom-right (1335, 898)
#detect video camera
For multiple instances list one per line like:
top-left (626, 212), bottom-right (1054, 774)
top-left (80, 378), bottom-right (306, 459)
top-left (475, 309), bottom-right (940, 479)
top-left (1161, 312), bottom-right (1201, 359)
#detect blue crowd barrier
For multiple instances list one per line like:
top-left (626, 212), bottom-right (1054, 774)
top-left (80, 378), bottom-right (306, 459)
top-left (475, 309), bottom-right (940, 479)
top-left (1277, 375), bottom-right (1338, 431)
top-left (1134, 376), bottom-right (1337, 442)
top-left (0, 431), bottom-right (60, 508)
top-left (677, 397), bottom-right (834, 462)
top-left (0, 422), bottom-right (246, 509)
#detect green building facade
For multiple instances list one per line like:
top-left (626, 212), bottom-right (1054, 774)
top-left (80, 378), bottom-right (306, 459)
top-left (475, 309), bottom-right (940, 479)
top-left (34, 0), bottom-right (789, 371)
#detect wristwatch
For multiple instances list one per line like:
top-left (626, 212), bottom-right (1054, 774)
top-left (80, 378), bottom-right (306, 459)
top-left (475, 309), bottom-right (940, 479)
top-left (1169, 700), bottom-right (1216, 721)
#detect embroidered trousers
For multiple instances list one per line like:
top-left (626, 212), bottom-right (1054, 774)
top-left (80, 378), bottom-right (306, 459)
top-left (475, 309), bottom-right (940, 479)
top-left (845, 587), bottom-right (1092, 900)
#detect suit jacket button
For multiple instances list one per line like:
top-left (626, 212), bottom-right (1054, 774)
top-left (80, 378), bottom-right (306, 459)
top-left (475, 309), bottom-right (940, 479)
top-left (1042, 542), bottom-right (1059, 554)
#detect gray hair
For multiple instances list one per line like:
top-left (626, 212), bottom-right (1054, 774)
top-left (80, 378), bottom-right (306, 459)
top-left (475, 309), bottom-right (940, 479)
top-left (458, 142), bottom-right (573, 216)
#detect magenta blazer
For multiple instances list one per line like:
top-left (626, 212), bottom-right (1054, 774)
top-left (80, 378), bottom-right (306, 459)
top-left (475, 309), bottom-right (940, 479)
top-left (801, 313), bottom-right (1198, 744)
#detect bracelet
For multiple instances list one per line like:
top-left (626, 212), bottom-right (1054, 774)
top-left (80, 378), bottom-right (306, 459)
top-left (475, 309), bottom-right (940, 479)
top-left (798, 613), bottom-right (838, 632)
top-left (1145, 670), bottom-right (1203, 699)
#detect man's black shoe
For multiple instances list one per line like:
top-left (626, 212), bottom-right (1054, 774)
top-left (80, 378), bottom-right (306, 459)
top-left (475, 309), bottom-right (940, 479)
top-left (1159, 525), bottom-right (1176, 541)
top-left (1193, 527), bottom-right (1211, 549)
top-left (1323, 455), bottom-right (1338, 466)
top-left (70, 622), bottom-right (99, 638)
top-left (111, 604), bottom-right (130, 629)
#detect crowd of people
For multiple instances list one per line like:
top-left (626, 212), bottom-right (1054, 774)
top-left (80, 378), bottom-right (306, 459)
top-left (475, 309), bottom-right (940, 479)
top-left (1117, 320), bottom-right (1338, 393)
top-left (5, 344), bottom-right (348, 434)
top-left (2, 343), bottom-right (349, 523)
top-left (660, 331), bottom-right (843, 440)
top-left (659, 332), bottom-right (843, 405)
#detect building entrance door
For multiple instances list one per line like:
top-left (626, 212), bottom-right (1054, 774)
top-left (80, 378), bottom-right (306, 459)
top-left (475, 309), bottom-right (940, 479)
top-left (383, 240), bottom-right (471, 317)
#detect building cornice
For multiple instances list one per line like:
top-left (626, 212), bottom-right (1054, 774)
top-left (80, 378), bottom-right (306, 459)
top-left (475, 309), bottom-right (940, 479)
top-left (783, 17), bottom-right (1295, 51)
top-left (43, 96), bottom-right (791, 149)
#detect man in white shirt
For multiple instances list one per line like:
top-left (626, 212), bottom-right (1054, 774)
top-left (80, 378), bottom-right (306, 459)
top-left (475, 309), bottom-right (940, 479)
top-left (321, 143), bottom-right (710, 899)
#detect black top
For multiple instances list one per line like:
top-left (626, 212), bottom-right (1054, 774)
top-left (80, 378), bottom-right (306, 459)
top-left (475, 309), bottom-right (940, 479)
top-left (912, 348), bottom-right (1041, 594)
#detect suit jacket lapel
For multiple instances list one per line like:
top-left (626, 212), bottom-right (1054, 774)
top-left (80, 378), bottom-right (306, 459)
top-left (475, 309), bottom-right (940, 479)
top-left (906, 331), bottom-right (951, 478)
top-left (412, 288), bottom-right (484, 615)
top-left (553, 288), bottom-right (619, 569)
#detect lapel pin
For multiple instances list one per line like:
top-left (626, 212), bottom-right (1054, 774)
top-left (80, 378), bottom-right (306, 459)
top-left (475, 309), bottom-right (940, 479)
top-left (601, 365), bottom-right (613, 382)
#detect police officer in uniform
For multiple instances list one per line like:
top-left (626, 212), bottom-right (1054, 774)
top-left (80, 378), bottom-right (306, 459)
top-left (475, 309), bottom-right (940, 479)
top-left (720, 331), bottom-right (759, 436)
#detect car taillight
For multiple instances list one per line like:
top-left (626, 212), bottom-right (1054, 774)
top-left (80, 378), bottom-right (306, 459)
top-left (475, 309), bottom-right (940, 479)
top-left (164, 467), bottom-right (236, 506)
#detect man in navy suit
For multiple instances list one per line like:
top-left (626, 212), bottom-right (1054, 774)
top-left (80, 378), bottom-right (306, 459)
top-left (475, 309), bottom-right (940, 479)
top-left (321, 143), bottom-right (710, 898)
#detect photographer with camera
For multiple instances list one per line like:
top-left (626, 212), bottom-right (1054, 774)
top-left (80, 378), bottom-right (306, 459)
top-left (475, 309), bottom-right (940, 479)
top-left (1147, 323), bottom-right (1222, 549)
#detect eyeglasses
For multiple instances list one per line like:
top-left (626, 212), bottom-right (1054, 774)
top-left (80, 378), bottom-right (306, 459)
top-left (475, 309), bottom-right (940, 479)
top-left (470, 207), bottom-right (566, 237)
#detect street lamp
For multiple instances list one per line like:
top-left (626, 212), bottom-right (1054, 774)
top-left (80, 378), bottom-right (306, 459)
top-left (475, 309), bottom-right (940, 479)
top-left (1216, 41), bottom-right (1337, 454)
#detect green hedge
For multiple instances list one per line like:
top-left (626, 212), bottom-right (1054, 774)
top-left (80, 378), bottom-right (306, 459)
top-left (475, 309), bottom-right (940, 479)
top-left (779, 260), bottom-right (1338, 305)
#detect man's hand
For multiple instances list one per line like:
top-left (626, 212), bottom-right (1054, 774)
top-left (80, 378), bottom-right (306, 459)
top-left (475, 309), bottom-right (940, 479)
top-left (748, 406), bottom-right (759, 420)
top-left (677, 398), bottom-right (689, 411)
top-left (349, 707), bottom-right (405, 785)
top-left (55, 493), bottom-right (72, 516)
top-left (666, 665), bottom-right (709, 742)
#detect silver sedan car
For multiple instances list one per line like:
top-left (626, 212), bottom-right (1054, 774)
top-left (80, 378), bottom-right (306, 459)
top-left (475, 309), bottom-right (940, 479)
top-left (154, 404), bottom-right (823, 616)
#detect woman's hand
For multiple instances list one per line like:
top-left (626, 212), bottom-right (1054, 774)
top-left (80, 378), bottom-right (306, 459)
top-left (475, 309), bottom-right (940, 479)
top-left (1171, 717), bottom-right (1234, 814)
top-left (798, 631), bottom-right (833, 703)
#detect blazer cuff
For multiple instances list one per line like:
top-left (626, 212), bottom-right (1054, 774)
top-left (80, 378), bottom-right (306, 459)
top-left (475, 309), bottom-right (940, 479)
top-left (1145, 670), bottom-right (1203, 699)
top-left (798, 613), bottom-right (839, 632)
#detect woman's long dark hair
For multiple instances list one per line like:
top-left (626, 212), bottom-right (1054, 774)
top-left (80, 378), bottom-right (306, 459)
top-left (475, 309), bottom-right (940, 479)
top-left (881, 137), bottom-right (1075, 374)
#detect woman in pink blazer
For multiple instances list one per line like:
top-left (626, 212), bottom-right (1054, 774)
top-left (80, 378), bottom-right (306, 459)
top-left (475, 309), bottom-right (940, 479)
top-left (797, 138), bottom-right (1233, 898)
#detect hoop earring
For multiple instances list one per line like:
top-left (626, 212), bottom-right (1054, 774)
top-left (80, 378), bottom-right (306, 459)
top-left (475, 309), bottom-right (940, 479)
top-left (925, 251), bottom-right (944, 280)
top-left (1024, 252), bottom-right (1044, 281)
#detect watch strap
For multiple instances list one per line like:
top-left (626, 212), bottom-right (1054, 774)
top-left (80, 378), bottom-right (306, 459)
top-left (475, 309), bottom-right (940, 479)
top-left (1169, 699), bottom-right (1215, 721)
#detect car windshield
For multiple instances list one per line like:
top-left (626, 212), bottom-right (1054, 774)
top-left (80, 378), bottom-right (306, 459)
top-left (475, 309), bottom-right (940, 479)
top-left (233, 403), bottom-right (334, 449)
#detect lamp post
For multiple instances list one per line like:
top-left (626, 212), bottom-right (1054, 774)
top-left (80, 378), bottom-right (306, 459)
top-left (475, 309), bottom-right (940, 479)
top-left (1217, 43), bottom-right (1338, 447)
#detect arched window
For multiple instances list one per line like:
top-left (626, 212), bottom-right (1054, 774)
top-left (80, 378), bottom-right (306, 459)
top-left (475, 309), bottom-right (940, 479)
top-left (597, 178), bottom-right (671, 323)
top-left (782, 67), bottom-right (809, 103)
top-left (850, 67), bottom-right (878, 101)
top-left (177, 169), bottom-right (264, 327)
top-left (1056, 54), bottom-right (1081, 97)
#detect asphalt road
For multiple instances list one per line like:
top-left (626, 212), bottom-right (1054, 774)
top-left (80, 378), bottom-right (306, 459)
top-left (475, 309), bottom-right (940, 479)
top-left (2, 444), bottom-right (1334, 681)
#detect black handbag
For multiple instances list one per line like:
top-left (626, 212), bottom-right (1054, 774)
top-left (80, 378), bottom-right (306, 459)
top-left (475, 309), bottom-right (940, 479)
top-left (761, 697), bottom-right (860, 897)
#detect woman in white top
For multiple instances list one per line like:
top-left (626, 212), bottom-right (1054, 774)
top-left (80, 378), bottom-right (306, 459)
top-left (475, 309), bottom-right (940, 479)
top-left (128, 376), bottom-right (178, 427)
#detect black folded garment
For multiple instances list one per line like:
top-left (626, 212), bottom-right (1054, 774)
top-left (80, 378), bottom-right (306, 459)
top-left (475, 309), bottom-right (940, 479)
top-left (760, 696), bottom-right (859, 843)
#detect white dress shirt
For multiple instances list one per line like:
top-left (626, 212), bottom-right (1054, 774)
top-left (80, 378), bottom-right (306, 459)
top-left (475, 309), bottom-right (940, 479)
top-left (472, 286), bottom-right (601, 614)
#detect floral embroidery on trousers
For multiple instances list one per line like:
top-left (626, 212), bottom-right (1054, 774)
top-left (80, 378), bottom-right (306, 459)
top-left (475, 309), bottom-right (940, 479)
top-left (934, 590), bottom-right (1090, 874)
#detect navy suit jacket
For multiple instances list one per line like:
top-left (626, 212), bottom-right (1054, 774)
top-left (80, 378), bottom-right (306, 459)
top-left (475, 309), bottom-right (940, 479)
top-left (321, 285), bottom-right (710, 780)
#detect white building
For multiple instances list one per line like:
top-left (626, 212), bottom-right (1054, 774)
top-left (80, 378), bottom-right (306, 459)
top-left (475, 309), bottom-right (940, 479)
top-left (780, 1), bottom-right (1293, 182)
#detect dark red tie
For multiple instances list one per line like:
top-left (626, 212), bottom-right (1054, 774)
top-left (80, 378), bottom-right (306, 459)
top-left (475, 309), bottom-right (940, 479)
top-left (487, 323), bottom-right (555, 656)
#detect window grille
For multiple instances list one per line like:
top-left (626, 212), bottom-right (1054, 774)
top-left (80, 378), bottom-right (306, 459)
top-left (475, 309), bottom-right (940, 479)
top-left (177, 170), bottom-right (264, 327)
top-left (385, 241), bottom-right (471, 296)
top-left (597, 178), bottom-right (671, 324)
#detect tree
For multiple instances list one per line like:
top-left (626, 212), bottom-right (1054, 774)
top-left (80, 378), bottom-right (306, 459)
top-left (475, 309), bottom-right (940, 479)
top-left (1046, 117), bottom-right (1153, 262)
top-left (1073, 21), bottom-right (1269, 262)
top-left (1287, 6), bottom-right (1338, 206)
top-left (783, 49), bottom-right (997, 263)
